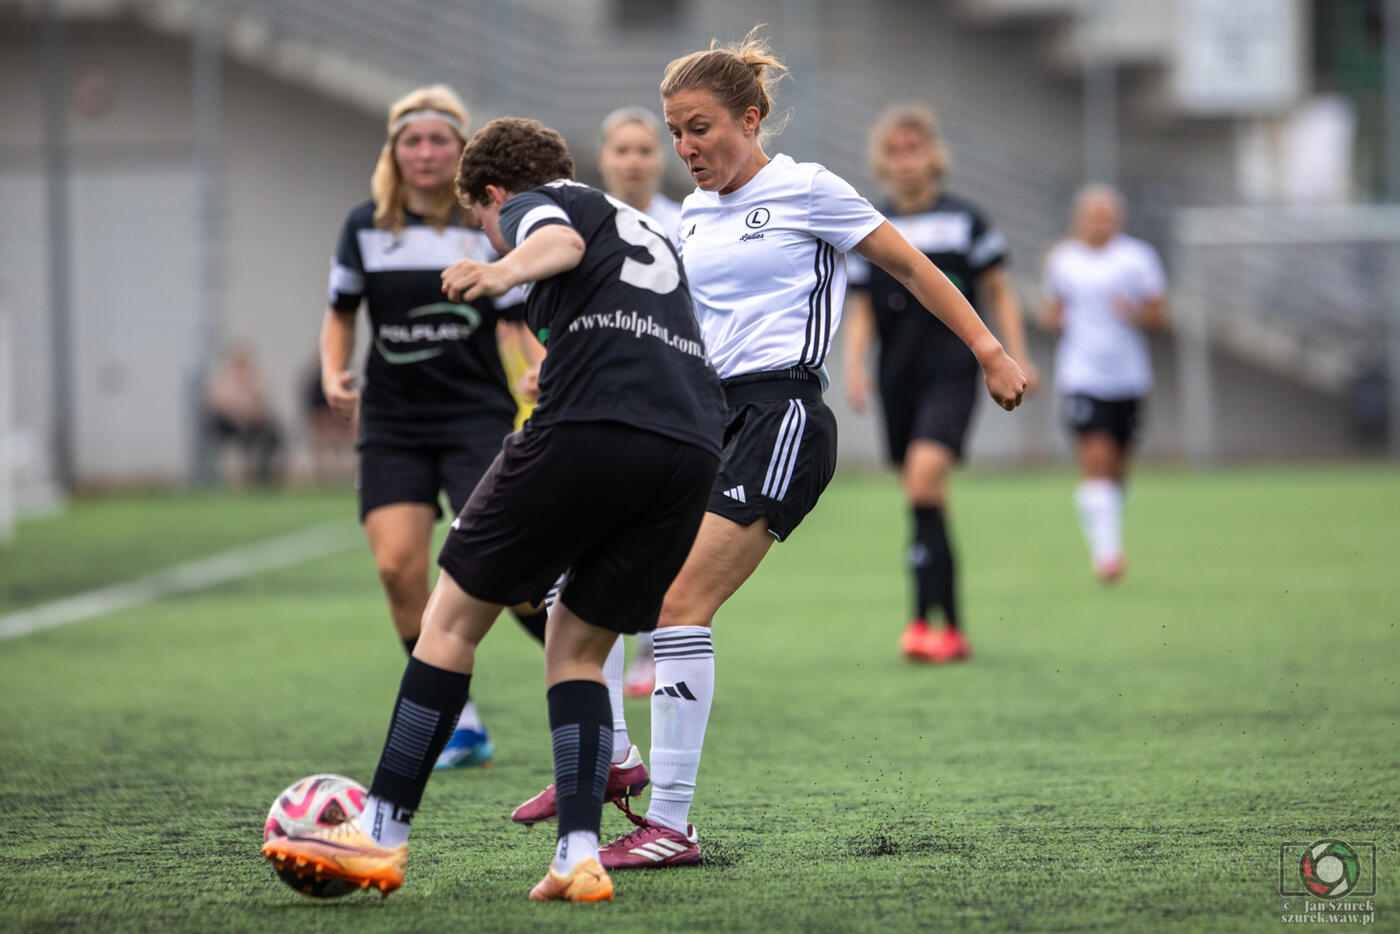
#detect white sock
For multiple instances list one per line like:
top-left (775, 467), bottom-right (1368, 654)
top-left (633, 629), bottom-right (654, 660)
top-left (454, 699), bottom-right (483, 734)
top-left (1075, 479), bottom-right (1123, 564)
top-left (603, 637), bottom-right (630, 763)
top-left (645, 626), bottom-right (714, 834)
top-left (357, 794), bottom-right (412, 848)
top-left (553, 829), bottom-right (599, 875)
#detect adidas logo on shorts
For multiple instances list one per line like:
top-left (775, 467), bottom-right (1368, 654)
top-left (721, 485), bottom-right (746, 503)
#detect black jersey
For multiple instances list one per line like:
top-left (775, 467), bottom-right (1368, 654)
top-left (848, 192), bottom-right (1007, 386)
top-left (498, 180), bottom-right (723, 456)
top-left (329, 201), bottom-right (524, 442)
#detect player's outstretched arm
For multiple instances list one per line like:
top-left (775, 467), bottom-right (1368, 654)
top-left (442, 226), bottom-right (586, 302)
top-left (855, 221), bottom-right (1026, 411)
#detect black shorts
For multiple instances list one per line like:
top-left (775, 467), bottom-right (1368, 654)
top-left (437, 420), bottom-right (718, 634)
top-left (706, 372), bottom-right (838, 543)
top-left (879, 372), bottom-right (980, 464)
top-left (1061, 393), bottom-right (1143, 447)
top-left (356, 416), bottom-right (514, 521)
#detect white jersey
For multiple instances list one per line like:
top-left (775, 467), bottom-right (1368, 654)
top-left (643, 193), bottom-right (683, 245)
top-left (677, 154), bottom-right (884, 387)
top-left (1042, 234), bottom-right (1166, 399)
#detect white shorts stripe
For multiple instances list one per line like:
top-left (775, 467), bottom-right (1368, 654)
top-left (761, 400), bottom-right (807, 501)
top-left (773, 401), bottom-right (807, 501)
top-left (760, 401), bottom-right (800, 499)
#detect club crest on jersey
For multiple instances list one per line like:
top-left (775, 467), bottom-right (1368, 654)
top-left (745, 207), bottom-right (771, 229)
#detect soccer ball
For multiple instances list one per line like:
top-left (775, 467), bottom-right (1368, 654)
top-left (264, 773), bottom-right (367, 898)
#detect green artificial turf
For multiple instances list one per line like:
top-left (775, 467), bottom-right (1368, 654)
top-left (1, 466), bottom-right (1395, 932)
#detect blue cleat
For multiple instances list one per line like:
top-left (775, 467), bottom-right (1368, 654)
top-left (433, 727), bottom-right (495, 770)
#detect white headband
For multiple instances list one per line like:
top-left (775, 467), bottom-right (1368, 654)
top-left (391, 108), bottom-right (465, 136)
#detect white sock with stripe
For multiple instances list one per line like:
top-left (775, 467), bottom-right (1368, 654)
top-left (603, 636), bottom-right (630, 764)
top-left (646, 626), bottom-right (714, 834)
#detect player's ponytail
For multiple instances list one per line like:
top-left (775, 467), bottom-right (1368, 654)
top-left (661, 26), bottom-right (789, 137)
top-left (371, 84), bottom-right (470, 234)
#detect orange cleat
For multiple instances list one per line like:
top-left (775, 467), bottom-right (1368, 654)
top-left (901, 621), bottom-right (970, 663)
top-left (529, 857), bottom-right (614, 902)
top-left (900, 619), bottom-right (934, 661)
top-left (262, 820), bottom-right (407, 898)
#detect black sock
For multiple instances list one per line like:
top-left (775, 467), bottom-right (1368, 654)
top-left (401, 635), bottom-right (418, 656)
top-left (512, 608), bottom-right (548, 646)
top-left (912, 506), bottom-right (959, 630)
top-left (547, 680), bottom-right (613, 838)
top-left (368, 657), bottom-right (470, 811)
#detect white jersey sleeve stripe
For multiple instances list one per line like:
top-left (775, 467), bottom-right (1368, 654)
top-left (328, 261), bottom-right (364, 303)
top-left (514, 204), bottom-right (571, 246)
top-left (968, 228), bottom-right (1008, 270)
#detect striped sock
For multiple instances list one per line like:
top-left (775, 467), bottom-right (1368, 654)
top-left (646, 626), bottom-right (714, 834)
top-left (367, 658), bottom-right (469, 814)
top-left (548, 680), bottom-right (613, 839)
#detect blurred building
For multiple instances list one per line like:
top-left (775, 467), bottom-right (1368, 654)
top-left (0, 0), bottom-right (1394, 499)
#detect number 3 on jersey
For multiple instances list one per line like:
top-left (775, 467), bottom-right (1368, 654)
top-left (607, 196), bottom-right (680, 295)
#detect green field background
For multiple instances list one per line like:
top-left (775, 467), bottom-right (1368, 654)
top-left (1, 467), bottom-right (1396, 932)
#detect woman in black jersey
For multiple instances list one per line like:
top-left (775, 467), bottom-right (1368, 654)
top-left (266, 117), bottom-right (723, 904)
top-left (321, 85), bottom-right (547, 769)
top-left (844, 103), bottom-right (1038, 664)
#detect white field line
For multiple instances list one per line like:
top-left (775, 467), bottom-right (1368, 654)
top-left (0, 519), bottom-right (362, 641)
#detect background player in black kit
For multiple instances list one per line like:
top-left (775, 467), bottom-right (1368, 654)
top-left (321, 85), bottom-right (548, 768)
top-left (264, 117), bottom-right (724, 904)
top-left (844, 103), bottom-right (1038, 664)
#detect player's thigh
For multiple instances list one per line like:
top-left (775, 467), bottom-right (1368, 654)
top-left (544, 605), bottom-right (621, 687)
top-left (363, 502), bottom-right (436, 580)
top-left (657, 512), bottom-right (777, 629)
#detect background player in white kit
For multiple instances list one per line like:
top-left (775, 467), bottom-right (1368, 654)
top-left (1041, 184), bottom-right (1168, 582)
top-left (583, 30), bottom-right (1027, 869)
top-left (845, 102), bottom-right (1038, 665)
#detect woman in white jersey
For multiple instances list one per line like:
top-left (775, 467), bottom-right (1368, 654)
top-left (598, 105), bottom-right (680, 699)
top-left (593, 30), bottom-right (1027, 869)
top-left (1041, 184), bottom-right (1168, 583)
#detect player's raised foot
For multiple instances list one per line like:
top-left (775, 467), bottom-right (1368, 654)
top-left (599, 814), bottom-right (701, 869)
top-left (262, 820), bottom-right (407, 897)
top-left (623, 657), bottom-right (656, 698)
top-left (1094, 554), bottom-right (1125, 585)
top-left (511, 744), bottom-right (649, 826)
top-left (926, 624), bottom-right (970, 662)
top-left (528, 857), bottom-right (614, 902)
top-left (433, 726), bottom-right (494, 770)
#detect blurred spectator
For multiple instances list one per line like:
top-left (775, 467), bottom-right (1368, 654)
top-left (301, 353), bottom-right (356, 482)
top-left (205, 345), bottom-right (285, 486)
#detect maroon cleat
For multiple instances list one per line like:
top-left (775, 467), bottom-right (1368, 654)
top-left (511, 744), bottom-right (649, 826)
top-left (599, 812), bottom-right (701, 869)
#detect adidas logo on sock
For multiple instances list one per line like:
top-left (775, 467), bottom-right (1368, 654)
top-left (653, 681), bottom-right (698, 700)
top-left (722, 485), bottom-right (746, 503)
